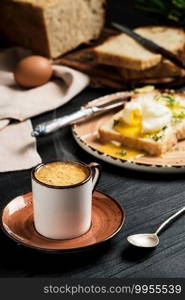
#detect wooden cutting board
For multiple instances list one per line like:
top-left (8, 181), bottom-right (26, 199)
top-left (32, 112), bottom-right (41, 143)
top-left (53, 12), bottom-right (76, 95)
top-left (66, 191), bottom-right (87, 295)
top-left (55, 28), bottom-right (185, 90)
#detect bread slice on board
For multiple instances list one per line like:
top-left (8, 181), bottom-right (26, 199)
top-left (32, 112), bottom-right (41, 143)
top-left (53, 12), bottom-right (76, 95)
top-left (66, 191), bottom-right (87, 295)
top-left (0, 0), bottom-right (106, 58)
top-left (94, 26), bottom-right (185, 71)
top-left (99, 88), bottom-right (185, 156)
top-left (119, 59), bottom-right (185, 81)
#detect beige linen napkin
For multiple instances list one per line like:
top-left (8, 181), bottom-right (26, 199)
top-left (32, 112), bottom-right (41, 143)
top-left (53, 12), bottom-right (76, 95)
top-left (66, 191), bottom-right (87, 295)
top-left (0, 47), bottom-right (90, 172)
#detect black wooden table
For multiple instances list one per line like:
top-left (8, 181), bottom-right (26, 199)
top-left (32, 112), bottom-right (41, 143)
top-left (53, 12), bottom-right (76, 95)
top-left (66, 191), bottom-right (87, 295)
top-left (0, 0), bottom-right (185, 279)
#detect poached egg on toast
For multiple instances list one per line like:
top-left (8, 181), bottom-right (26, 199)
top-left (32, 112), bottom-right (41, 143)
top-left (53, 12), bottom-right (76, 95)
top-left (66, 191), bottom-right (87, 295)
top-left (99, 87), bottom-right (185, 156)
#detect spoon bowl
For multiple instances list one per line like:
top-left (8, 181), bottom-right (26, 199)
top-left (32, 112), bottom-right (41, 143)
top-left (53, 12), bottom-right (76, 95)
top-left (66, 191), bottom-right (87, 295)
top-left (127, 233), bottom-right (159, 248)
top-left (127, 206), bottom-right (185, 248)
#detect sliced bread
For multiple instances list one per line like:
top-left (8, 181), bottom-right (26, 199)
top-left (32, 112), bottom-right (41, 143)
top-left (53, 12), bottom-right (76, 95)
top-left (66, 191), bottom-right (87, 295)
top-left (99, 88), bottom-right (185, 155)
top-left (119, 59), bottom-right (185, 81)
top-left (94, 26), bottom-right (185, 71)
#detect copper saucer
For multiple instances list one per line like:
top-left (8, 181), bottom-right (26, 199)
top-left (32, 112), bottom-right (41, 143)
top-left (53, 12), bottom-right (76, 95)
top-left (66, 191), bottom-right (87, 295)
top-left (1, 191), bottom-right (124, 252)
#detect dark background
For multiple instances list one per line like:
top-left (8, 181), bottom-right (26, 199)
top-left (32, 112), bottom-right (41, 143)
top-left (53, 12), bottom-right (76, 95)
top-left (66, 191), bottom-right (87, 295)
top-left (0, 0), bottom-right (185, 278)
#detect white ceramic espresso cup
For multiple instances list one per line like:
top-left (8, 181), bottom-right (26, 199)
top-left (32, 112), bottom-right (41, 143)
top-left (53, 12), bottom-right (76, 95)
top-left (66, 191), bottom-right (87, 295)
top-left (31, 161), bottom-right (101, 239)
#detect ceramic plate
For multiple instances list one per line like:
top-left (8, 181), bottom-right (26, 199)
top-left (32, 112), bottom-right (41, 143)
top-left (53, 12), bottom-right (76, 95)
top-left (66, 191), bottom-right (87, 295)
top-left (72, 91), bottom-right (185, 173)
top-left (1, 191), bottom-right (124, 253)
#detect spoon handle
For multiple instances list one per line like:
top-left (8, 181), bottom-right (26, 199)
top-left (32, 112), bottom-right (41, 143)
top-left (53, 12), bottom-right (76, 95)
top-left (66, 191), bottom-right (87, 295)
top-left (155, 207), bottom-right (185, 235)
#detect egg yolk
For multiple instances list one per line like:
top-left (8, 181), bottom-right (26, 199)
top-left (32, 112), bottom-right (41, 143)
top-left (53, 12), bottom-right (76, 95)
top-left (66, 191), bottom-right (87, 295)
top-left (98, 142), bottom-right (145, 160)
top-left (114, 109), bottom-right (142, 137)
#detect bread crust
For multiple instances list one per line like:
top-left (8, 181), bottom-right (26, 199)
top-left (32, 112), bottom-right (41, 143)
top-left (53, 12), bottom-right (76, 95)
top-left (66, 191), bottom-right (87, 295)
top-left (0, 0), bottom-right (107, 58)
top-left (119, 59), bottom-right (185, 81)
top-left (0, 0), bottom-right (51, 56)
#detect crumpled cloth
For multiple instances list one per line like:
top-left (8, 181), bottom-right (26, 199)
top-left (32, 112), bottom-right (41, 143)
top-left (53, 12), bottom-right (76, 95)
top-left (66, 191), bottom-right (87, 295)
top-left (0, 47), bottom-right (90, 172)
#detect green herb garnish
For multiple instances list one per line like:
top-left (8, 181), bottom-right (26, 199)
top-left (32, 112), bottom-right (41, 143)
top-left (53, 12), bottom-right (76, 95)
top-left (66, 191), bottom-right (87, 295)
top-left (154, 94), bottom-right (176, 107)
top-left (165, 96), bottom-right (176, 106)
top-left (162, 125), bottom-right (167, 130)
top-left (152, 133), bottom-right (163, 141)
top-left (151, 126), bottom-right (167, 141)
top-left (113, 119), bottom-right (120, 126)
top-left (116, 151), bottom-right (127, 157)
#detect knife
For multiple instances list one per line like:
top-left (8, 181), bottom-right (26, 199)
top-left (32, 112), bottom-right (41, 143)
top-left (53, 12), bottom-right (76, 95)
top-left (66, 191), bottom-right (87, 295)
top-left (31, 95), bottom-right (130, 137)
top-left (112, 22), bottom-right (185, 70)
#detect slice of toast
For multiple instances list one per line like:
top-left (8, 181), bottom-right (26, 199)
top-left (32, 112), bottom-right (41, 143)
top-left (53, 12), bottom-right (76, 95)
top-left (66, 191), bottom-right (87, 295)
top-left (99, 89), bottom-right (185, 156)
top-left (119, 59), bottom-right (185, 81)
top-left (94, 26), bottom-right (185, 71)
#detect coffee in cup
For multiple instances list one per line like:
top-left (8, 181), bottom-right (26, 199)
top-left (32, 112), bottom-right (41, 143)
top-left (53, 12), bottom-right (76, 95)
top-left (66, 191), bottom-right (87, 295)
top-left (32, 161), bottom-right (101, 239)
top-left (34, 161), bottom-right (89, 186)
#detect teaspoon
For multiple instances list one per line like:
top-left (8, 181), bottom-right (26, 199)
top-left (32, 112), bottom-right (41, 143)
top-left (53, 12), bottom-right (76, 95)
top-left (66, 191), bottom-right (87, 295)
top-left (127, 207), bottom-right (185, 248)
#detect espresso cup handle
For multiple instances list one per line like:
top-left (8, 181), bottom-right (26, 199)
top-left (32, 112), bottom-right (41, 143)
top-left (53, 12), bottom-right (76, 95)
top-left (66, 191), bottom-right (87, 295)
top-left (88, 162), bottom-right (101, 192)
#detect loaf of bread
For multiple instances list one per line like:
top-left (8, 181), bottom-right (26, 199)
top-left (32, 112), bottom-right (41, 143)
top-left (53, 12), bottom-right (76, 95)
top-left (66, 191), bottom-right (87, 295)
top-left (94, 26), bottom-right (185, 71)
top-left (0, 0), bottom-right (106, 58)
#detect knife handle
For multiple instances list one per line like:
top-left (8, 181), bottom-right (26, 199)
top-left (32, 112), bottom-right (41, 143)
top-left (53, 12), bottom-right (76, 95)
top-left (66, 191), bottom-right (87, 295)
top-left (32, 107), bottom-right (94, 137)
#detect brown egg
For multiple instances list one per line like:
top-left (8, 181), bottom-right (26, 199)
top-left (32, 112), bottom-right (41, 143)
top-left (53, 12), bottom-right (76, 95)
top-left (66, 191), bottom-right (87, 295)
top-left (14, 56), bottom-right (53, 88)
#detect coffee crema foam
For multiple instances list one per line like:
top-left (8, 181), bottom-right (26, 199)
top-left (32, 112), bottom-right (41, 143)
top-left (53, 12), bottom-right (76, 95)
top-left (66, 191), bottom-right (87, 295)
top-left (35, 162), bottom-right (89, 186)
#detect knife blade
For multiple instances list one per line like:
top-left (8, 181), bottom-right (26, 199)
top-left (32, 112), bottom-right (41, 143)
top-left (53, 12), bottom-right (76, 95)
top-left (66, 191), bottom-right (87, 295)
top-left (31, 95), bottom-right (130, 137)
